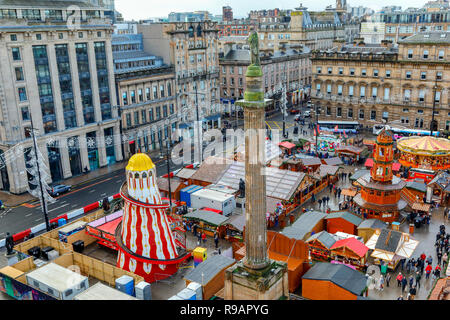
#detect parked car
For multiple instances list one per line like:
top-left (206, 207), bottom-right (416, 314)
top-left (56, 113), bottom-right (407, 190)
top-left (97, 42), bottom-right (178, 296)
top-left (294, 114), bottom-right (302, 122)
top-left (50, 185), bottom-right (71, 197)
top-left (290, 108), bottom-right (300, 114)
top-left (303, 110), bottom-right (311, 118)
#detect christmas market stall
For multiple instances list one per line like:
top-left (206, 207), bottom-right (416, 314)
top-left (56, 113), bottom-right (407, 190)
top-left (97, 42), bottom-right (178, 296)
top-left (427, 171), bottom-right (450, 206)
top-left (222, 213), bottom-right (245, 242)
top-left (302, 262), bottom-right (368, 300)
top-left (282, 211), bottom-right (327, 241)
top-left (357, 219), bottom-right (388, 243)
top-left (156, 177), bottom-right (186, 201)
top-left (329, 237), bottom-right (369, 270)
top-left (397, 136), bottom-right (450, 171)
top-left (183, 210), bottom-right (229, 237)
top-left (279, 141), bottom-right (297, 157)
top-left (365, 229), bottom-right (419, 270)
top-left (335, 145), bottom-right (368, 165)
top-left (325, 211), bottom-right (362, 235)
top-left (184, 255), bottom-right (236, 300)
top-left (306, 231), bottom-right (337, 261)
top-left (322, 157), bottom-right (343, 166)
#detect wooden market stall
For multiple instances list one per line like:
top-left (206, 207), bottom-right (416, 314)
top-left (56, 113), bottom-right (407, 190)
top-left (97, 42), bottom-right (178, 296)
top-left (183, 210), bottom-right (229, 237)
top-left (222, 213), bottom-right (245, 242)
top-left (279, 141), bottom-right (297, 157)
top-left (427, 171), bottom-right (450, 206)
top-left (306, 231), bottom-right (337, 261)
top-left (325, 211), bottom-right (362, 235)
top-left (184, 255), bottom-right (236, 300)
top-left (357, 218), bottom-right (388, 243)
top-left (189, 156), bottom-right (232, 187)
top-left (365, 229), bottom-right (419, 270)
top-left (329, 237), bottom-right (369, 270)
top-left (282, 211), bottom-right (327, 241)
top-left (302, 262), bottom-right (368, 300)
top-left (156, 177), bottom-right (187, 201)
top-left (335, 145), bottom-right (368, 164)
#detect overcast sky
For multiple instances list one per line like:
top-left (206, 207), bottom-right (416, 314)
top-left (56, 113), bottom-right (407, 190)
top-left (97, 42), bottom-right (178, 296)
top-left (115, 0), bottom-right (428, 20)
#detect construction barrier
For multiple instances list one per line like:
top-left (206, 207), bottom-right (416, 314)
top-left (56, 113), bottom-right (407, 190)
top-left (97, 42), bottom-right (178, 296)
top-left (0, 193), bottom-right (120, 248)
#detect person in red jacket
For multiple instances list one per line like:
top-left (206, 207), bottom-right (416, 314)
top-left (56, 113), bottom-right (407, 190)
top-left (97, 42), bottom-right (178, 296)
top-left (396, 273), bottom-right (403, 287)
top-left (201, 232), bottom-right (207, 245)
top-left (425, 264), bottom-right (433, 279)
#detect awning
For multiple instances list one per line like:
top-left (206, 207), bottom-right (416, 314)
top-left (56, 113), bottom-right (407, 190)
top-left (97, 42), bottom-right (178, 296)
top-left (205, 114), bottom-right (221, 121)
top-left (279, 141), bottom-right (296, 149)
top-left (341, 188), bottom-right (357, 197)
top-left (365, 158), bottom-right (373, 168)
top-left (179, 123), bottom-right (190, 129)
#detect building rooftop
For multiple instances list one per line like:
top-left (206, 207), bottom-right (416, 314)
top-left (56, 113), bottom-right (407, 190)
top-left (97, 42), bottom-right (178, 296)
top-left (282, 211), bottom-right (326, 240)
top-left (325, 211), bottom-right (363, 226)
top-left (302, 262), bottom-right (367, 296)
top-left (184, 254), bottom-right (235, 284)
top-left (357, 218), bottom-right (388, 230)
top-left (306, 230), bottom-right (337, 249)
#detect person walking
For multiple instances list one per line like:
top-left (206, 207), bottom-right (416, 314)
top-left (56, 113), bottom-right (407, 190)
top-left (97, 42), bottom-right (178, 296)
top-left (427, 255), bottom-right (433, 266)
top-left (406, 259), bottom-right (411, 273)
top-left (410, 257), bottom-right (416, 273)
top-left (401, 276), bottom-right (408, 293)
top-left (318, 199), bottom-right (322, 208)
top-left (378, 275), bottom-right (384, 291)
top-left (409, 285), bottom-right (417, 300)
top-left (408, 275), bottom-right (414, 289)
top-left (385, 272), bottom-right (391, 287)
top-left (437, 251), bottom-right (442, 266)
top-left (434, 265), bottom-right (441, 280)
top-left (425, 263), bottom-right (433, 280)
top-left (214, 231), bottom-right (219, 249)
top-left (201, 232), bottom-right (207, 245)
top-left (415, 271), bottom-right (422, 289)
top-left (400, 258), bottom-right (405, 271)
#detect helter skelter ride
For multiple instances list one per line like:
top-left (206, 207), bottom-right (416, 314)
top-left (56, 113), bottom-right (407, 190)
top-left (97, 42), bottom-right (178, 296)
top-left (86, 153), bottom-right (190, 283)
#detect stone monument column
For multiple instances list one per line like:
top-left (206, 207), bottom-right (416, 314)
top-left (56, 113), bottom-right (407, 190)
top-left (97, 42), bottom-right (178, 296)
top-left (224, 32), bottom-right (288, 300)
top-left (241, 57), bottom-right (269, 270)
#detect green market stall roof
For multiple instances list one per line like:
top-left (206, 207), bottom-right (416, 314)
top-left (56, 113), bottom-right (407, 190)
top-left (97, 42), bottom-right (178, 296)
top-left (184, 210), bottom-right (229, 227)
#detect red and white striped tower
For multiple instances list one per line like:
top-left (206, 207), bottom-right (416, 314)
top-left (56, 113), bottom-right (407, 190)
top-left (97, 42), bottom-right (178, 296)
top-left (116, 153), bottom-right (184, 282)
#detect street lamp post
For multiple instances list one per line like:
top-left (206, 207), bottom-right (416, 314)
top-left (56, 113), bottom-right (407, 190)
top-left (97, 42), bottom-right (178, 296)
top-left (28, 116), bottom-right (51, 232)
top-left (430, 79), bottom-right (438, 136)
top-left (314, 103), bottom-right (320, 156)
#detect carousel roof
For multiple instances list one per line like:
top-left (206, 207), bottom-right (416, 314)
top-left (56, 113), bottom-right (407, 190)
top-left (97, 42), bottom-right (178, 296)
top-left (397, 136), bottom-right (450, 156)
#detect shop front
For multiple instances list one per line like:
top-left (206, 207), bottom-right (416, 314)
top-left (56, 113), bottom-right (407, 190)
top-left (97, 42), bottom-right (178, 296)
top-left (47, 144), bottom-right (63, 183)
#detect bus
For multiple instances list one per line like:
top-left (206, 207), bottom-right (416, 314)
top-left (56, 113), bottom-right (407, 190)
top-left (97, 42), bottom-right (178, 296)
top-left (373, 125), bottom-right (440, 137)
top-left (318, 121), bottom-right (360, 134)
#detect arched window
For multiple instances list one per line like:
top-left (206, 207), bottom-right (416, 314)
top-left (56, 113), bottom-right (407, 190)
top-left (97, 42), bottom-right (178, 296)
top-left (142, 172), bottom-right (147, 178)
top-left (134, 173), bottom-right (140, 179)
top-left (188, 26), bottom-right (194, 37)
top-left (197, 24), bottom-right (202, 37)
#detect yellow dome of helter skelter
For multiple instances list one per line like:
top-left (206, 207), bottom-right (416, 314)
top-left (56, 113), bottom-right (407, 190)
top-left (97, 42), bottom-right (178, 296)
top-left (126, 153), bottom-right (155, 172)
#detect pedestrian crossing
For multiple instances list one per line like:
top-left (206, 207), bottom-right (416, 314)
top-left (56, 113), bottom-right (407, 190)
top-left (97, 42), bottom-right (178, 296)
top-left (265, 120), bottom-right (297, 130)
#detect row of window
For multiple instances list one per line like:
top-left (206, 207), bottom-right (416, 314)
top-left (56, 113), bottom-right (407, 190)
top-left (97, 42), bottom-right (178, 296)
top-left (406, 48), bottom-right (445, 60)
top-left (124, 105), bottom-right (175, 127)
top-left (122, 83), bottom-right (173, 106)
top-left (10, 31), bottom-right (103, 42)
top-left (316, 83), bottom-right (443, 103)
top-left (317, 66), bottom-right (390, 78)
top-left (0, 9), bottom-right (102, 21)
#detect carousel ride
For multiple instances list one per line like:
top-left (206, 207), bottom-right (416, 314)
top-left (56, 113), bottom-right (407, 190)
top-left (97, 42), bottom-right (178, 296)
top-left (397, 136), bottom-right (450, 171)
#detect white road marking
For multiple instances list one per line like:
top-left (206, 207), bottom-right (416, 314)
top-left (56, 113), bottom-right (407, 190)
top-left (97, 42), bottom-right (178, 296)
top-left (89, 189), bottom-right (96, 193)
top-left (25, 213), bottom-right (33, 217)
top-left (48, 203), bottom-right (69, 213)
top-left (100, 193), bottom-right (107, 197)
top-left (116, 180), bottom-right (122, 183)
top-left (35, 218), bottom-right (42, 222)
top-left (72, 204), bottom-right (78, 208)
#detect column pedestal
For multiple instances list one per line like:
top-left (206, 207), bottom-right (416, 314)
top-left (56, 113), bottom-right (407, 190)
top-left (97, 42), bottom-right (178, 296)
top-left (224, 260), bottom-right (289, 300)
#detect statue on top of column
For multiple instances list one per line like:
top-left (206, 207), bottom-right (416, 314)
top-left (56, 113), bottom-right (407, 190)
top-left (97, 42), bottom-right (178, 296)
top-left (248, 31), bottom-right (260, 66)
